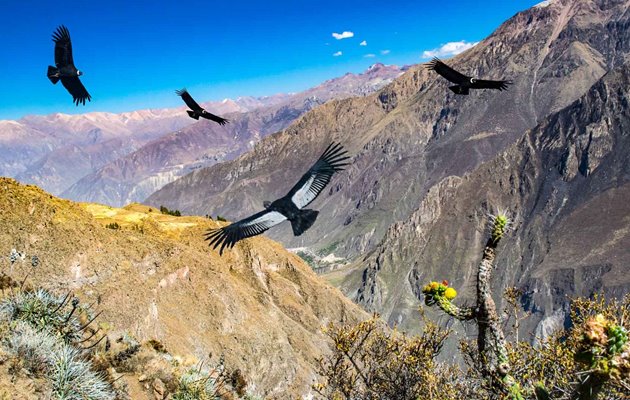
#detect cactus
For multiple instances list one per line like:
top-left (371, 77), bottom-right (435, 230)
top-left (571, 314), bottom-right (630, 398)
top-left (422, 211), bottom-right (521, 397)
top-left (490, 213), bottom-right (508, 244)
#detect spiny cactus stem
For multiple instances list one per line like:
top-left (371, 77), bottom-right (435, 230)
top-left (477, 236), bottom-right (515, 395)
top-left (434, 296), bottom-right (476, 320)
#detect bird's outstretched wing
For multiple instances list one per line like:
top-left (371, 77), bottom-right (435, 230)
top-left (176, 89), bottom-right (203, 112)
top-left (52, 25), bottom-right (74, 68)
top-left (425, 57), bottom-right (468, 84)
top-left (61, 76), bottom-right (91, 105)
top-left (287, 142), bottom-right (350, 209)
top-left (471, 79), bottom-right (513, 91)
top-left (205, 210), bottom-right (287, 254)
top-left (204, 112), bottom-right (229, 126)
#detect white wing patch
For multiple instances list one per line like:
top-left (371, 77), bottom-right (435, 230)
top-left (243, 210), bottom-right (287, 228)
top-left (291, 175), bottom-right (317, 209)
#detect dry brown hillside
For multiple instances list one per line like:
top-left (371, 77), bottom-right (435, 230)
top-left (0, 177), bottom-right (367, 398)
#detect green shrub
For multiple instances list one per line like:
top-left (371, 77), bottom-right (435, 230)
top-left (105, 222), bottom-right (120, 230)
top-left (160, 205), bottom-right (182, 216)
top-left (6, 322), bottom-right (115, 400)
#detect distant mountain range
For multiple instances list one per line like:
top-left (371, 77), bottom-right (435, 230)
top-left (0, 63), bottom-right (404, 205)
top-left (147, 0), bottom-right (630, 334)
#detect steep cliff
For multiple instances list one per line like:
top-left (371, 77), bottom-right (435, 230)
top-left (342, 64), bottom-right (630, 335)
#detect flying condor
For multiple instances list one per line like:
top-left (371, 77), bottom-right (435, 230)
top-left (176, 88), bottom-right (229, 125)
top-left (47, 25), bottom-right (91, 106)
top-left (205, 142), bottom-right (350, 255)
top-left (426, 57), bottom-right (512, 95)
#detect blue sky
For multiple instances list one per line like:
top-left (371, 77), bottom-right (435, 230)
top-left (0, 0), bottom-right (539, 119)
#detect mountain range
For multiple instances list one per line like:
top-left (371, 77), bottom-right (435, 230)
top-left (147, 0), bottom-right (630, 333)
top-left (0, 64), bottom-right (403, 206)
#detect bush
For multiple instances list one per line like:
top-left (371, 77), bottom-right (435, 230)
top-left (0, 289), bottom-right (86, 343)
top-left (172, 367), bottom-right (223, 400)
top-left (6, 322), bottom-right (115, 400)
top-left (314, 315), bottom-right (463, 399)
top-left (160, 205), bottom-right (182, 217)
top-left (317, 213), bottom-right (630, 400)
top-left (105, 222), bottom-right (120, 230)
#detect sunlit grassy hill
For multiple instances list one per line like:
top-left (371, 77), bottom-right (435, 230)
top-left (0, 177), bottom-right (366, 398)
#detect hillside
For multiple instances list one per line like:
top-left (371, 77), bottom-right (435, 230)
top-left (0, 178), bottom-right (367, 398)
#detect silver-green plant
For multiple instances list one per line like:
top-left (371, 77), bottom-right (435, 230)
top-left (172, 362), bottom-right (228, 400)
top-left (5, 322), bottom-right (115, 400)
top-left (0, 289), bottom-right (87, 343)
top-left (50, 344), bottom-right (115, 400)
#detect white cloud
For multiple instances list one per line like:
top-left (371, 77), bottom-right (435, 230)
top-left (359, 40), bottom-right (367, 46)
top-left (380, 49), bottom-right (390, 55)
top-left (421, 40), bottom-right (479, 59)
top-left (332, 31), bottom-right (354, 40)
top-left (333, 51), bottom-right (343, 57)
top-left (364, 53), bottom-right (376, 58)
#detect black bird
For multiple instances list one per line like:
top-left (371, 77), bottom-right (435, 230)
top-left (47, 26), bottom-right (91, 105)
top-left (205, 142), bottom-right (350, 255)
top-left (425, 57), bottom-right (512, 95)
top-left (176, 89), bottom-right (229, 125)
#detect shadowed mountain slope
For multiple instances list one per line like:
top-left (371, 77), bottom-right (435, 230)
top-left (333, 63), bottom-right (630, 334)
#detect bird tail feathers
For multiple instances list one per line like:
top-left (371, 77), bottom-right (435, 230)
top-left (187, 110), bottom-right (200, 120)
top-left (291, 209), bottom-right (319, 236)
top-left (47, 66), bottom-right (60, 84)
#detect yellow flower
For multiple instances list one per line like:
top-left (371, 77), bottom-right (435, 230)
top-left (444, 287), bottom-right (457, 300)
top-left (429, 281), bottom-right (439, 290)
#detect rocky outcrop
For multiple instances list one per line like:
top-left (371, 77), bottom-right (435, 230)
top-left (347, 64), bottom-right (630, 335)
